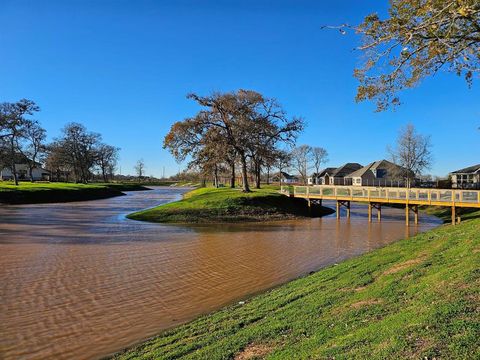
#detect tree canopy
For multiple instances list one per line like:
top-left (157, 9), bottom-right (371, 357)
top-left (164, 90), bottom-right (304, 192)
top-left (349, 0), bottom-right (480, 111)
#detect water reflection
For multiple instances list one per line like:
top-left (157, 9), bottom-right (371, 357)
top-left (0, 187), bottom-right (441, 360)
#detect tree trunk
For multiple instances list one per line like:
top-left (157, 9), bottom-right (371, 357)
top-left (102, 166), bottom-right (107, 183)
top-left (11, 162), bottom-right (18, 185)
top-left (214, 165), bottom-right (219, 188)
top-left (255, 163), bottom-right (261, 189)
top-left (266, 166), bottom-right (270, 185)
top-left (230, 162), bottom-right (235, 188)
top-left (278, 164), bottom-right (282, 186)
top-left (255, 175), bottom-right (261, 189)
top-left (10, 139), bottom-right (18, 186)
top-left (253, 160), bottom-right (261, 189)
top-left (240, 154), bottom-right (250, 192)
top-left (29, 165), bottom-right (34, 182)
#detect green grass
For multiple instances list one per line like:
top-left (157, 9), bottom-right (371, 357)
top-left (112, 217), bottom-right (480, 360)
top-left (0, 181), bottom-right (150, 204)
top-left (422, 206), bottom-right (480, 223)
top-left (127, 187), bottom-right (332, 223)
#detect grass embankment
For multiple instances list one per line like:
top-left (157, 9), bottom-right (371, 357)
top-left (422, 206), bottom-right (480, 223)
top-left (127, 187), bottom-right (332, 223)
top-left (113, 217), bottom-right (480, 360)
top-left (0, 182), bottom-right (150, 204)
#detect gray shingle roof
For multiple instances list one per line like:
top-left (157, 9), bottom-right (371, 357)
top-left (331, 163), bottom-right (363, 177)
top-left (345, 160), bottom-right (406, 178)
top-left (316, 167), bottom-right (337, 177)
top-left (451, 164), bottom-right (480, 174)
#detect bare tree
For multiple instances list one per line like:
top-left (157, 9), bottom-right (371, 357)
top-left (291, 145), bottom-right (313, 185)
top-left (389, 124), bottom-right (433, 187)
top-left (45, 142), bottom-right (72, 182)
top-left (276, 150), bottom-right (292, 185)
top-left (0, 99), bottom-right (40, 185)
top-left (52, 123), bottom-right (101, 183)
top-left (135, 159), bottom-right (146, 179)
top-left (0, 138), bottom-right (10, 171)
top-left (17, 120), bottom-right (47, 182)
top-left (96, 144), bottom-right (119, 182)
top-left (311, 147), bottom-right (329, 175)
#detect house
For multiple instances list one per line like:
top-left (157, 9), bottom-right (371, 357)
top-left (1, 163), bottom-right (51, 181)
top-left (312, 163), bottom-right (363, 186)
top-left (450, 164), bottom-right (480, 189)
top-left (309, 168), bottom-right (335, 185)
top-left (273, 171), bottom-right (299, 184)
top-left (345, 160), bottom-right (411, 187)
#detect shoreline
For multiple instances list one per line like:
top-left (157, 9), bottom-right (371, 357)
top-left (110, 211), bottom-right (479, 359)
top-left (0, 182), bottom-right (151, 204)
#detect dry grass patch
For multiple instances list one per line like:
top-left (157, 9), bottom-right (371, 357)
top-left (383, 257), bottom-right (425, 275)
top-left (234, 343), bottom-right (274, 360)
top-left (354, 286), bottom-right (367, 292)
top-left (350, 298), bottom-right (384, 309)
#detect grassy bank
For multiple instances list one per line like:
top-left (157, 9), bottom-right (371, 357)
top-left (113, 217), bottom-right (480, 359)
top-left (422, 206), bottom-right (480, 223)
top-left (0, 182), bottom-right (150, 204)
top-left (127, 187), bottom-right (332, 223)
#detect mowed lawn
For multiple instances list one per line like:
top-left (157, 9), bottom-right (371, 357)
top-left (127, 187), bottom-right (332, 223)
top-left (0, 181), bottom-right (148, 203)
top-left (113, 214), bottom-right (480, 359)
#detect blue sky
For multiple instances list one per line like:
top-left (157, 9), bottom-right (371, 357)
top-left (1, 0), bottom-right (478, 177)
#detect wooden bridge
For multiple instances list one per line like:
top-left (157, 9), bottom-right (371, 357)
top-left (281, 185), bottom-right (480, 225)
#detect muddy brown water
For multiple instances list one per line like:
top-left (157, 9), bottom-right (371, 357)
top-left (0, 187), bottom-right (441, 360)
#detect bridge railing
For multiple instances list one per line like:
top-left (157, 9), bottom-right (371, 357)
top-left (291, 185), bottom-right (480, 206)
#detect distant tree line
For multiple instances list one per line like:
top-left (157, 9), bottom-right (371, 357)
top-left (0, 99), bottom-right (119, 185)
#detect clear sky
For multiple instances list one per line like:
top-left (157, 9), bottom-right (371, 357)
top-left (1, 0), bottom-right (478, 177)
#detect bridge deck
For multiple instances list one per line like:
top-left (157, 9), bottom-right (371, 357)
top-left (282, 185), bottom-right (480, 209)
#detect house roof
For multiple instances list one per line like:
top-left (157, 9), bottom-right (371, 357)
top-left (345, 160), bottom-right (406, 178)
top-left (331, 163), bottom-right (363, 178)
top-left (5, 153), bottom-right (43, 167)
top-left (280, 171), bottom-right (299, 180)
top-left (316, 167), bottom-right (337, 177)
top-left (451, 164), bottom-right (480, 174)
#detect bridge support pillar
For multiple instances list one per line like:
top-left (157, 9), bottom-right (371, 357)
top-left (405, 205), bottom-right (410, 226)
top-left (369, 203), bottom-right (381, 222)
top-left (405, 205), bottom-right (419, 226)
top-left (451, 206), bottom-right (456, 225)
top-left (336, 200), bottom-right (350, 219)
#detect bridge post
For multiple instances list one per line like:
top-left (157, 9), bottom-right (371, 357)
top-left (346, 201), bottom-right (351, 218)
top-left (336, 201), bottom-right (340, 219)
top-left (451, 206), bottom-right (456, 225)
top-left (377, 204), bottom-right (381, 222)
top-left (414, 205), bottom-right (418, 224)
top-left (368, 203), bottom-right (372, 222)
top-left (405, 205), bottom-right (410, 226)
